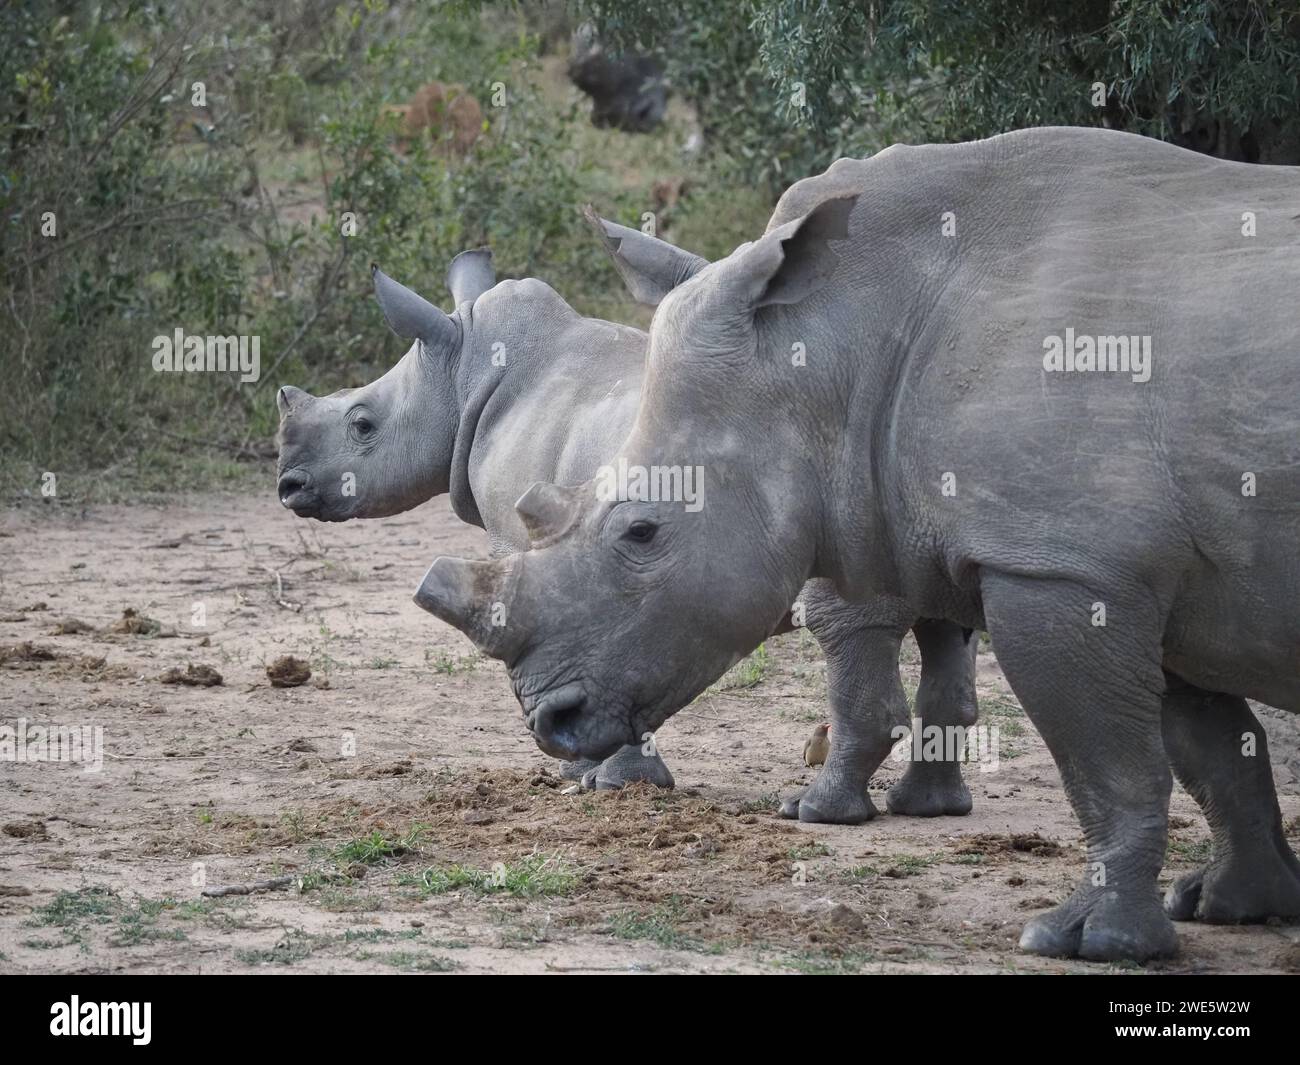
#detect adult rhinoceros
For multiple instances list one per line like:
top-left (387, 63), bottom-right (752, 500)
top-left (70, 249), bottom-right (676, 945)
top-left (415, 126), bottom-right (1300, 962)
top-left (274, 249), bottom-right (980, 814)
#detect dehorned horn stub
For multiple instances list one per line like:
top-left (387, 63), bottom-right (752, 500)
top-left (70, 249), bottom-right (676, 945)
top-left (413, 556), bottom-right (516, 659)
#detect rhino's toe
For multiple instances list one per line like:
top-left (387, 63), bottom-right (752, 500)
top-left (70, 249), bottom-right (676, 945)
top-left (1079, 897), bottom-right (1178, 962)
top-left (1167, 859), bottom-right (1300, 924)
top-left (591, 746), bottom-right (675, 790)
top-left (1018, 906), bottom-right (1084, 958)
top-left (559, 757), bottom-right (601, 783)
top-left (1163, 869), bottom-right (1204, 921)
top-left (885, 768), bottom-right (973, 818)
top-left (1021, 891), bottom-right (1177, 963)
top-left (777, 790), bottom-right (805, 820)
top-left (780, 780), bottom-right (878, 825)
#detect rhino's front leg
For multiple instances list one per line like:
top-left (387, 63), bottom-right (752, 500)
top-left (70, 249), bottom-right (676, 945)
top-left (886, 618), bottom-right (978, 817)
top-left (780, 593), bottom-right (911, 824)
top-left (983, 572), bottom-right (1177, 962)
top-left (578, 743), bottom-right (675, 791)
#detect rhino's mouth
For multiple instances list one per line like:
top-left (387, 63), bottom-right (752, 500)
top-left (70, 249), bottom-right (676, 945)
top-left (277, 469), bottom-right (320, 517)
top-left (522, 681), bottom-right (630, 762)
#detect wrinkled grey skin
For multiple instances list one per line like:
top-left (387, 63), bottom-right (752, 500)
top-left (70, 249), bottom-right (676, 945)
top-left (416, 127), bottom-right (1300, 962)
top-left (277, 247), bottom-right (978, 813)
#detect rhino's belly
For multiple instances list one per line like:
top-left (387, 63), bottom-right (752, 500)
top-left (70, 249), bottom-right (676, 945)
top-left (1163, 578), bottom-right (1300, 713)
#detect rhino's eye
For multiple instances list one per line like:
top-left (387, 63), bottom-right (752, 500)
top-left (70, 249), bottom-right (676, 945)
top-left (623, 520), bottom-right (657, 544)
top-left (351, 416), bottom-right (376, 439)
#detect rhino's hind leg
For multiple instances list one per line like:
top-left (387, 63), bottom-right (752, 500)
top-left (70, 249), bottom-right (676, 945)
top-left (983, 572), bottom-right (1177, 962)
top-left (580, 743), bottom-right (675, 791)
top-left (1161, 680), bottom-right (1300, 923)
top-left (886, 619), bottom-right (977, 817)
top-left (780, 610), bottom-right (911, 825)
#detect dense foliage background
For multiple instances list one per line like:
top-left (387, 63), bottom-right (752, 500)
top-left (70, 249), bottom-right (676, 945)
top-left (3, 0), bottom-right (1297, 499)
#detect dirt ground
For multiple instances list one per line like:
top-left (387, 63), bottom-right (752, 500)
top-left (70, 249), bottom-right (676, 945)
top-left (1, 492), bottom-right (1298, 975)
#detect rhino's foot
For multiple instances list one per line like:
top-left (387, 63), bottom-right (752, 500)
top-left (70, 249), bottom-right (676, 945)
top-left (1020, 888), bottom-right (1177, 963)
top-left (1164, 859), bottom-right (1300, 924)
top-left (885, 762), bottom-right (972, 818)
top-left (559, 758), bottom-right (600, 783)
top-left (580, 745), bottom-right (675, 791)
top-left (778, 781), bottom-right (879, 825)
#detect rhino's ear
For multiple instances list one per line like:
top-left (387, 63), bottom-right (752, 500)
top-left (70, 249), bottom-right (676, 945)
top-left (515, 481), bottom-right (581, 545)
top-left (582, 204), bottom-right (708, 306)
top-left (731, 194), bottom-right (857, 310)
top-left (447, 248), bottom-right (496, 306)
top-left (372, 263), bottom-right (459, 349)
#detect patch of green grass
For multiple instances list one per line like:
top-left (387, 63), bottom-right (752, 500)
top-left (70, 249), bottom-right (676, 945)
top-left (28, 889), bottom-right (192, 950)
top-left (983, 697), bottom-right (1025, 721)
top-left (403, 853), bottom-right (577, 898)
top-left (111, 911), bottom-right (187, 948)
top-left (31, 887), bottom-right (119, 927)
top-left (788, 841), bottom-right (833, 861)
top-left (235, 929), bottom-right (325, 966)
top-left (846, 853), bottom-right (944, 880)
top-left (333, 825), bottom-right (428, 866)
top-left (737, 792), bottom-right (780, 814)
top-left (1166, 837), bottom-right (1213, 864)
top-left (715, 643), bottom-right (770, 691)
top-left (426, 650), bottom-right (480, 675)
top-left (609, 897), bottom-right (696, 950)
top-left (885, 854), bottom-right (943, 877)
top-left (368, 657), bottom-right (399, 670)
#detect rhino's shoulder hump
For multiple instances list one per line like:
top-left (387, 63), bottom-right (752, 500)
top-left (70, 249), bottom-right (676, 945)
top-left (475, 276), bottom-right (577, 324)
top-left (767, 156), bottom-right (885, 232)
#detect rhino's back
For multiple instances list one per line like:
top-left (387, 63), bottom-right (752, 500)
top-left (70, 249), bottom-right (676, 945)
top-left (817, 129), bottom-right (1300, 708)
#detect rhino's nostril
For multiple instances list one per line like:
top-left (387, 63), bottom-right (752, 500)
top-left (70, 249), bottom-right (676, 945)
top-left (277, 470), bottom-right (312, 506)
top-left (529, 685), bottom-right (588, 759)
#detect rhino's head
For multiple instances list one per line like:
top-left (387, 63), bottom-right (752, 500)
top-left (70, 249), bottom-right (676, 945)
top-left (275, 250), bottom-right (497, 520)
top-left (414, 196), bottom-right (858, 760)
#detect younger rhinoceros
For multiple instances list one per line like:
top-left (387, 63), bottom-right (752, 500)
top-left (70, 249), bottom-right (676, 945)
top-left (276, 248), bottom-right (981, 815)
top-left (415, 127), bottom-right (1300, 962)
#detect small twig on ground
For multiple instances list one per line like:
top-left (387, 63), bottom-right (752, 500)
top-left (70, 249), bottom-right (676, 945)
top-left (260, 565), bottom-right (302, 612)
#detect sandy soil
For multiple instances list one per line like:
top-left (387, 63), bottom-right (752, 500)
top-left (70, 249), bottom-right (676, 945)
top-left (1, 493), bottom-right (1298, 974)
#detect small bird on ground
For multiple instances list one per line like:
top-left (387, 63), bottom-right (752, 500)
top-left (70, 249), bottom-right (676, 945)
top-left (803, 723), bottom-right (831, 767)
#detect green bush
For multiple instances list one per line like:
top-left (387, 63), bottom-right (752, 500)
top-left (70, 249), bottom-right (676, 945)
top-left (580, 0), bottom-right (1300, 188)
top-left (0, 0), bottom-right (677, 500)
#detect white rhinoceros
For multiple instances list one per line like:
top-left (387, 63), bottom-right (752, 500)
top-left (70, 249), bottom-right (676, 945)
top-left (416, 127), bottom-right (1300, 962)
